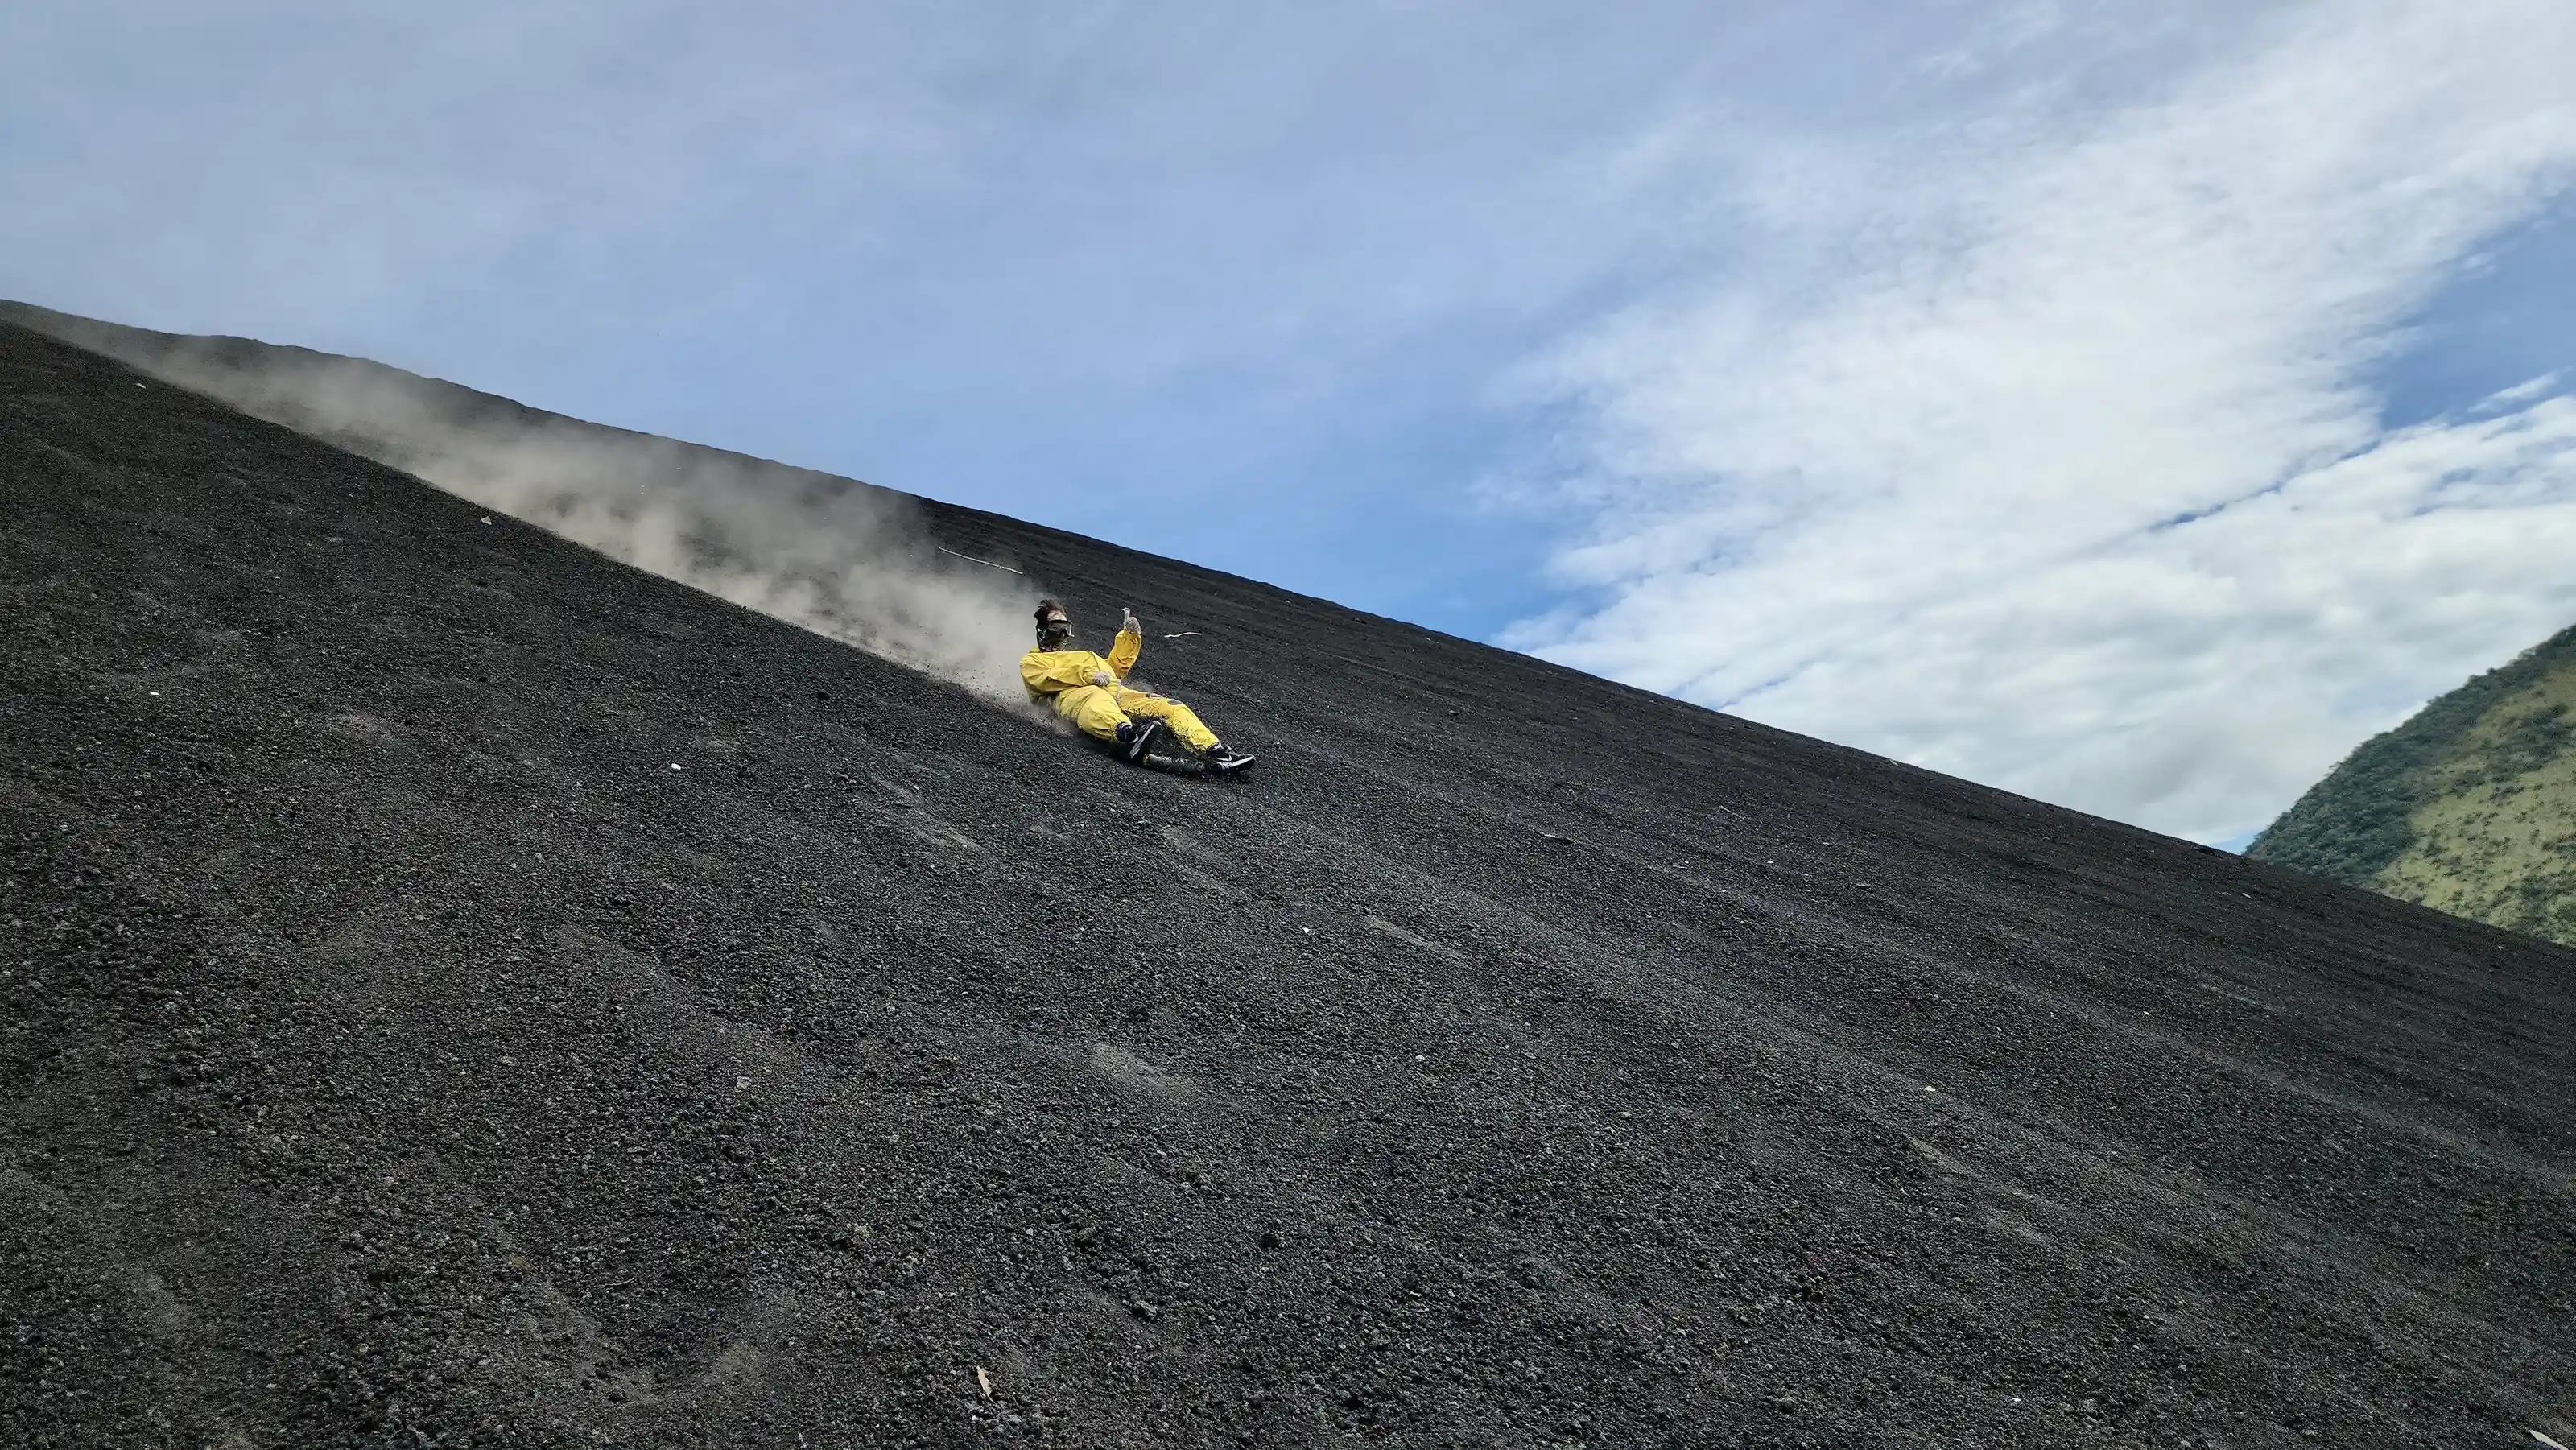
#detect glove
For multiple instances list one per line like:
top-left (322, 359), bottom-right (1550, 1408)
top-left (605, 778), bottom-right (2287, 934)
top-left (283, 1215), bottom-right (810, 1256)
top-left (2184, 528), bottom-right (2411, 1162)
top-left (1121, 607), bottom-right (1141, 634)
top-left (1090, 671), bottom-right (1115, 687)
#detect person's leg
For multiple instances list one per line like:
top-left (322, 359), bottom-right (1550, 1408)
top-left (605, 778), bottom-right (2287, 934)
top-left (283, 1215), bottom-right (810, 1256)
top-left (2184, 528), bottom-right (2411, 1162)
top-left (1057, 685), bottom-right (1131, 742)
top-left (1116, 691), bottom-right (1219, 751)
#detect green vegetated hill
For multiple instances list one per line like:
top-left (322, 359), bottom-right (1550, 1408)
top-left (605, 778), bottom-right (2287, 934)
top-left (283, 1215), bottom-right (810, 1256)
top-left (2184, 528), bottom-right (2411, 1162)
top-left (2250, 622), bottom-right (2576, 947)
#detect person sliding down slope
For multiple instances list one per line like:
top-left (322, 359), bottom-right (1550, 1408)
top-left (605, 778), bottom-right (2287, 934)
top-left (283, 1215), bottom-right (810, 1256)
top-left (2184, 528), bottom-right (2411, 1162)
top-left (1022, 599), bottom-right (1256, 772)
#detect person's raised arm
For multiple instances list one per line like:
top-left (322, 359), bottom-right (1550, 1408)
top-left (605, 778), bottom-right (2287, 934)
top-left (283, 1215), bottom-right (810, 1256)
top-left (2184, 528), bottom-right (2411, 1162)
top-left (1109, 607), bottom-right (1143, 676)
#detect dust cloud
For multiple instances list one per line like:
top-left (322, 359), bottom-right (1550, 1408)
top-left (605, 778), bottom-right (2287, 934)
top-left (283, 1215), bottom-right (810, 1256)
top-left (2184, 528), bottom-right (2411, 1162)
top-left (13, 306), bottom-right (1044, 705)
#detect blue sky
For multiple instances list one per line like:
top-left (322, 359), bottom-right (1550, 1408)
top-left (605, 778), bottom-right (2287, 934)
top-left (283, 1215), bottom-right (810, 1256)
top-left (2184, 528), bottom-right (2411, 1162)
top-left (9, 1), bottom-right (2576, 843)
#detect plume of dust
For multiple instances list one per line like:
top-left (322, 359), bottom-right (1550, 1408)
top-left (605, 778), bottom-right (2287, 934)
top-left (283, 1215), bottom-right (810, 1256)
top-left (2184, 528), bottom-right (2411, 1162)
top-left (28, 311), bottom-right (1048, 711)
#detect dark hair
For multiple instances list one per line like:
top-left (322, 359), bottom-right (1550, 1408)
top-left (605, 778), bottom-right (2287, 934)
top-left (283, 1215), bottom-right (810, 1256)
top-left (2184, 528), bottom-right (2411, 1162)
top-left (1035, 598), bottom-right (1066, 622)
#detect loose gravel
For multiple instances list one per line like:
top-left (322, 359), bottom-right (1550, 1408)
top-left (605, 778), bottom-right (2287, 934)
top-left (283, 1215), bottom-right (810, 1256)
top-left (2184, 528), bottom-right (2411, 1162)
top-left (4, 321), bottom-right (2572, 1448)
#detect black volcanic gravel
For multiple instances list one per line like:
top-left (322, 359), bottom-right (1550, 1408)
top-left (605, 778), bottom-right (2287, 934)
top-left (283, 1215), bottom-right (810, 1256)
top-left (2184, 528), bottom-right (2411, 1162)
top-left (3, 320), bottom-right (2572, 1449)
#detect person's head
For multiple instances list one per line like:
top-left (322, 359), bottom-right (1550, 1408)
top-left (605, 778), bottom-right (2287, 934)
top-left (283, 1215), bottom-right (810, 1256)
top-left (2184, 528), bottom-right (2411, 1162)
top-left (1034, 598), bottom-right (1071, 649)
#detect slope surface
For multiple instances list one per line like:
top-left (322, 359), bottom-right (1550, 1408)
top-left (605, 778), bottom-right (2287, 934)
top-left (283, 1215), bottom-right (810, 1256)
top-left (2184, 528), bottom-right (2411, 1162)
top-left (5, 321), bottom-right (2574, 1450)
top-left (2252, 624), bottom-right (2576, 948)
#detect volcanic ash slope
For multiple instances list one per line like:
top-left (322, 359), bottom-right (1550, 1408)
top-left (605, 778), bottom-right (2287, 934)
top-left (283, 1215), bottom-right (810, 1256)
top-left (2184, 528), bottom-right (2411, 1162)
top-left (4, 319), bottom-right (2573, 1449)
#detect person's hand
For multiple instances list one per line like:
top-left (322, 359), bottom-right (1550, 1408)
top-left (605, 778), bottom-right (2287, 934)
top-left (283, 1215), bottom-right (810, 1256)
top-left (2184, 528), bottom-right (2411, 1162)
top-left (1121, 606), bottom-right (1141, 634)
top-left (1090, 670), bottom-right (1115, 687)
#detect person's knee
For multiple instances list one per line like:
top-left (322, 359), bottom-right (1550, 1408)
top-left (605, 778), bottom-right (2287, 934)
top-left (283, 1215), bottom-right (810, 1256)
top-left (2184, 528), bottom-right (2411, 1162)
top-left (1076, 700), bottom-right (1130, 741)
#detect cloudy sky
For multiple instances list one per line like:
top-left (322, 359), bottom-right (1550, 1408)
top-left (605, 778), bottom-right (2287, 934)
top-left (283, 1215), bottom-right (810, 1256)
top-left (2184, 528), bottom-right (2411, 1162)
top-left (9, 0), bottom-right (2576, 845)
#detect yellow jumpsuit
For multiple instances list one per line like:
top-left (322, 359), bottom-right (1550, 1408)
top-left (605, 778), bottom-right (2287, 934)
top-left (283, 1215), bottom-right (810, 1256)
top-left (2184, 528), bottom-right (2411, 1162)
top-left (1022, 625), bottom-right (1220, 751)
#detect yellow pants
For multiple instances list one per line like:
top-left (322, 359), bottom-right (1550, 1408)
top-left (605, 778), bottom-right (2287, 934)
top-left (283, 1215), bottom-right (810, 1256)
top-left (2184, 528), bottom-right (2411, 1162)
top-left (1052, 684), bottom-right (1219, 751)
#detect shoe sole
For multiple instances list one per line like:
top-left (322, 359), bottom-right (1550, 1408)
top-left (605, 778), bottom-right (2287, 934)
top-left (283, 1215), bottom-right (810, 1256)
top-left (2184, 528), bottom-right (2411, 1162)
top-left (1125, 721), bottom-right (1163, 762)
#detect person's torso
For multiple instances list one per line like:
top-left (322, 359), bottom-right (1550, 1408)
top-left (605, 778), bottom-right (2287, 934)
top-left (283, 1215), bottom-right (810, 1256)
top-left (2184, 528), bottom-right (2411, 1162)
top-left (1022, 647), bottom-right (1115, 702)
top-left (1024, 647), bottom-right (1110, 671)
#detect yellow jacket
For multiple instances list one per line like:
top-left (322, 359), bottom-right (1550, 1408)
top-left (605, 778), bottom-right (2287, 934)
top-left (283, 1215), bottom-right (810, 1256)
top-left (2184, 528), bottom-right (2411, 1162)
top-left (1022, 625), bottom-right (1142, 700)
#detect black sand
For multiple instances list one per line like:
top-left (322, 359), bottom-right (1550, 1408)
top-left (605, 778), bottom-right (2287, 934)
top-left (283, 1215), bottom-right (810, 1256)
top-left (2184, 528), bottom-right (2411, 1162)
top-left (3, 320), bottom-right (2570, 1448)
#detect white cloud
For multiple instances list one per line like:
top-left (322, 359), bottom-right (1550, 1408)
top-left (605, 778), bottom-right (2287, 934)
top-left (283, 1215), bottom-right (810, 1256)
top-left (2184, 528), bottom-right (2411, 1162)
top-left (1510, 0), bottom-right (2576, 842)
top-left (0, 0), bottom-right (2038, 613)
